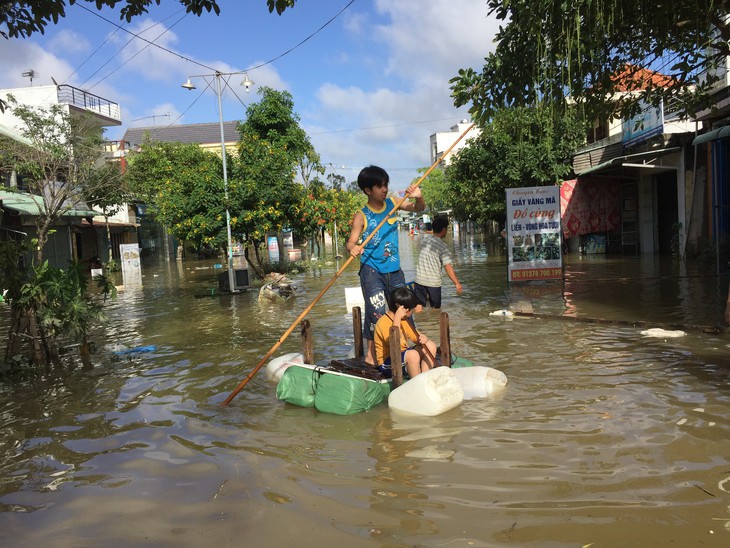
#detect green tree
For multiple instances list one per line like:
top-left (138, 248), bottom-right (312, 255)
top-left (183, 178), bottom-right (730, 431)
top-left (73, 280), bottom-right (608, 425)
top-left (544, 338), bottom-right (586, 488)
top-left (326, 187), bottom-right (363, 255)
top-left (82, 161), bottom-right (128, 266)
top-left (124, 140), bottom-right (226, 258)
top-left (0, 0), bottom-right (296, 38)
top-left (327, 171), bottom-right (346, 191)
top-left (0, 97), bottom-right (122, 367)
top-left (445, 106), bottom-right (584, 227)
top-left (234, 86), bottom-right (319, 272)
top-left (414, 167), bottom-right (450, 212)
top-left (450, 1), bottom-right (730, 126)
top-left (295, 181), bottom-right (360, 259)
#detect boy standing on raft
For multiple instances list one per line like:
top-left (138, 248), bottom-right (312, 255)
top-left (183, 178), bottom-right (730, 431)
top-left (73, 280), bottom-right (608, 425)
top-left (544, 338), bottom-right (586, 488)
top-left (374, 287), bottom-right (437, 378)
top-left (346, 165), bottom-right (426, 365)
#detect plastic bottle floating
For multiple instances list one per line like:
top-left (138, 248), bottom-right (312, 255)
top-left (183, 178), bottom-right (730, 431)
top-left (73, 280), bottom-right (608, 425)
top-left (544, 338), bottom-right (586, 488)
top-left (388, 367), bottom-right (464, 417)
top-left (451, 366), bottom-right (508, 400)
top-left (640, 328), bottom-right (687, 338)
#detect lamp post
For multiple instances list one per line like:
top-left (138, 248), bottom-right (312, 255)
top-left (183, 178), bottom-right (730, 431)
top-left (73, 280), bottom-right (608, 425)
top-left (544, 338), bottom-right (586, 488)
top-left (182, 71), bottom-right (254, 293)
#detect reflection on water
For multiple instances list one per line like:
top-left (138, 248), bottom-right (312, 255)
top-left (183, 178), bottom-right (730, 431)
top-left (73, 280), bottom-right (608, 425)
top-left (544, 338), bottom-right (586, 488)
top-left (1, 233), bottom-right (730, 546)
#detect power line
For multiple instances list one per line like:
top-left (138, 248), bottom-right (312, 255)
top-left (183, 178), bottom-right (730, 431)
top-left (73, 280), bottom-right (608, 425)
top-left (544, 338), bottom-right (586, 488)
top-left (247, 0), bottom-right (357, 72)
top-left (73, 1), bottom-right (359, 132)
top-left (75, 3), bottom-right (217, 73)
top-left (74, 0), bottom-right (358, 77)
top-left (86, 11), bottom-right (189, 91)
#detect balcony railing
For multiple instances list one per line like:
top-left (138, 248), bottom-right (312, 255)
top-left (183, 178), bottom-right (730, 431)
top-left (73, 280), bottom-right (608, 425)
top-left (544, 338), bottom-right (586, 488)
top-left (56, 85), bottom-right (121, 122)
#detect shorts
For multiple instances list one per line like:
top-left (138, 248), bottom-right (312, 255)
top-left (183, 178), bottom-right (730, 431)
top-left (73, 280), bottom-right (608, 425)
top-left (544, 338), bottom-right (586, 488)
top-left (413, 282), bottom-right (442, 309)
top-left (379, 349), bottom-right (414, 378)
top-left (359, 264), bottom-right (406, 340)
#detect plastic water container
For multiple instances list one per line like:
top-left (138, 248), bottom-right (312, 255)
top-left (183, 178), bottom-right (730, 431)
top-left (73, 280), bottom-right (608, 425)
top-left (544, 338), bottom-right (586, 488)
top-left (265, 352), bottom-right (305, 383)
top-left (345, 286), bottom-right (365, 313)
top-left (451, 366), bottom-right (508, 400)
top-left (388, 367), bottom-right (464, 416)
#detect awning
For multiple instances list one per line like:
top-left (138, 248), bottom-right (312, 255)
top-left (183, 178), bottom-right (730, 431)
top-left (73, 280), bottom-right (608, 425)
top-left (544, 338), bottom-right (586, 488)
top-left (0, 190), bottom-right (100, 218)
top-left (692, 126), bottom-right (730, 146)
top-left (80, 218), bottom-right (139, 228)
top-left (0, 123), bottom-right (33, 147)
top-left (577, 147), bottom-right (680, 176)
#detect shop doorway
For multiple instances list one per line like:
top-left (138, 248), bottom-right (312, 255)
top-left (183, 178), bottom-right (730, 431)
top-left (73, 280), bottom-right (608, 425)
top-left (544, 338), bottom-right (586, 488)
top-left (655, 172), bottom-right (678, 255)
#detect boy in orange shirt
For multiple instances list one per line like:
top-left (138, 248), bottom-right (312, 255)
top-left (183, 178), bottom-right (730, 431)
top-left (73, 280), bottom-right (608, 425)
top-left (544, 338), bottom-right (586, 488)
top-left (374, 287), bottom-right (437, 378)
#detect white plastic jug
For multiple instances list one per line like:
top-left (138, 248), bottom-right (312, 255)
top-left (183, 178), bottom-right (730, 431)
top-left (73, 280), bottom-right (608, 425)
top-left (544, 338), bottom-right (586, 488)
top-left (388, 367), bottom-right (464, 416)
top-left (451, 366), bottom-right (508, 400)
top-left (265, 352), bottom-right (305, 383)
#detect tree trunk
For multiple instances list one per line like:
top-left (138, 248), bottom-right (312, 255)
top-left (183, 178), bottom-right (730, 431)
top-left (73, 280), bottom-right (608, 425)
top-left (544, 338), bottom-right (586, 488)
top-left (105, 217), bottom-right (113, 262)
top-left (4, 303), bottom-right (53, 367)
top-left (244, 246), bottom-right (264, 279)
top-left (253, 242), bottom-right (265, 275)
top-left (26, 306), bottom-right (47, 365)
top-left (5, 304), bottom-right (24, 361)
top-left (277, 232), bottom-right (286, 272)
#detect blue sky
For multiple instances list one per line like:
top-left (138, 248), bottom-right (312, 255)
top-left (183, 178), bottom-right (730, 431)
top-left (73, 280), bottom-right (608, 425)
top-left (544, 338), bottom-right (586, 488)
top-left (0, 0), bottom-right (498, 190)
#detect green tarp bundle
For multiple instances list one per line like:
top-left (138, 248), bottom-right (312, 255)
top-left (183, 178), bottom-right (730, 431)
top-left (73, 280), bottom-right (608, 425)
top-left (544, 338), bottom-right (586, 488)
top-left (314, 373), bottom-right (390, 415)
top-left (276, 365), bottom-right (320, 407)
top-left (276, 365), bottom-right (391, 415)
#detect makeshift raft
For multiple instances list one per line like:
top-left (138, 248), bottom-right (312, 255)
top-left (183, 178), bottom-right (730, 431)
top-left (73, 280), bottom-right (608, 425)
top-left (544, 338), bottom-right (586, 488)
top-left (266, 307), bottom-right (507, 416)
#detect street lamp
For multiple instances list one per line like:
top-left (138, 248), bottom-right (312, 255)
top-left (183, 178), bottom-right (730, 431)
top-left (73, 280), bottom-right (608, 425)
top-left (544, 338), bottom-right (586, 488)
top-left (182, 71), bottom-right (254, 293)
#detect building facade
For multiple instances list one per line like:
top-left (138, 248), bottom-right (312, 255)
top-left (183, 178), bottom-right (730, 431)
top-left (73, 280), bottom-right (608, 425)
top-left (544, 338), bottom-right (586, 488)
top-left (568, 68), bottom-right (699, 257)
top-left (0, 84), bottom-right (136, 269)
top-left (429, 120), bottom-right (482, 166)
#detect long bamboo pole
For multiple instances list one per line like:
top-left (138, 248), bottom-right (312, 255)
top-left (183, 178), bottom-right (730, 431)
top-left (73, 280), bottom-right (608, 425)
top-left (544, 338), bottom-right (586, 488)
top-left (222, 122), bottom-right (476, 405)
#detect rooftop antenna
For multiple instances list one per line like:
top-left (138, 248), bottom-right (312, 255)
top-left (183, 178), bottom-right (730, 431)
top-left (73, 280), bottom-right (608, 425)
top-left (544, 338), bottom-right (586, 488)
top-left (22, 69), bottom-right (37, 85)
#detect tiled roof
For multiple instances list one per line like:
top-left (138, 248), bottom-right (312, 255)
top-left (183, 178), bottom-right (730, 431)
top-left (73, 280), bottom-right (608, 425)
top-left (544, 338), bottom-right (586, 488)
top-left (611, 65), bottom-right (676, 91)
top-left (122, 121), bottom-right (241, 148)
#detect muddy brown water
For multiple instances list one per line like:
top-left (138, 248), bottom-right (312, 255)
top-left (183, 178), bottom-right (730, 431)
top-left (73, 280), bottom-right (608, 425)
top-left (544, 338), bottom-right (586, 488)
top-left (1, 233), bottom-right (730, 547)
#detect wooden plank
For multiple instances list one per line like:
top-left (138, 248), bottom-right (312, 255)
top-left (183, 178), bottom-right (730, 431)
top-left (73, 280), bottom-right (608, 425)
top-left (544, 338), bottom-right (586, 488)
top-left (352, 306), bottom-right (363, 359)
top-left (440, 312), bottom-right (451, 367)
top-left (390, 325), bottom-right (403, 387)
top-left (300, 319), bottom-right (313, 364)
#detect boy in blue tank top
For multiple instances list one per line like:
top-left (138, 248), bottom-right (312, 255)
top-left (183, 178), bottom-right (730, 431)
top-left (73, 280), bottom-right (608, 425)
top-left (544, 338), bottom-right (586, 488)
top-left (345, 165), bottom-right (425, 365)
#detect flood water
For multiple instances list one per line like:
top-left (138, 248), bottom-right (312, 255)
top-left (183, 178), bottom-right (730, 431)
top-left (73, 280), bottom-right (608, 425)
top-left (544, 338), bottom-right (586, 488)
top-left (1, 232), bottom-right (730, 547)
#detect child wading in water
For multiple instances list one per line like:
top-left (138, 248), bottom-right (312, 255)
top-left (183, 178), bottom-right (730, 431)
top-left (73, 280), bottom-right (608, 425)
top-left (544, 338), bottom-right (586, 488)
top-left (374, 287), bottom-right (437, 378)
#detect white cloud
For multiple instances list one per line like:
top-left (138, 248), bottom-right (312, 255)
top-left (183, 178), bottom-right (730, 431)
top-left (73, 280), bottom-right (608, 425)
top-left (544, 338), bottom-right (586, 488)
top-left (0, 1), bottom-right (496, 189)
top-left (304, 1), bottom-right (497, 188)
top-left (49, 29), bottom-right (91, 55)
top-left (0, 41), bottom-right (77, 88)
top-left (374, 0), bottom-right (499, 84)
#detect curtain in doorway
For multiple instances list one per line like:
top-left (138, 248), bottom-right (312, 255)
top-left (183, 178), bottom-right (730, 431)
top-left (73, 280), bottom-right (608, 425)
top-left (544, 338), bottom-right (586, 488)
top-left (560, 178), bottom-right (621, 238)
